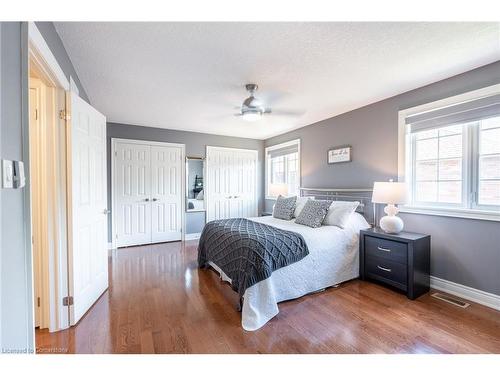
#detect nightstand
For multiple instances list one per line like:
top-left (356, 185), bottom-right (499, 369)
top-left (359, 228), bottom-right (430, 300)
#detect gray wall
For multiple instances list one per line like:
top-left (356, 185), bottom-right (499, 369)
top-left (0, 21), bottom-right (89, 352)
top-left (265, 60), bottom-right (500, 295)
top-left (1, 22), bottom-right (33, 353)
top-left (107, 122), bottom-right (265, 238)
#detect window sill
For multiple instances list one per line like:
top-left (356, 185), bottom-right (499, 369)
top-left (399, 206), bottom-right (500, 222)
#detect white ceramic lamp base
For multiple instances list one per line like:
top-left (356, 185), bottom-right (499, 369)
top-left (379, 204), bottom-right (404, 234)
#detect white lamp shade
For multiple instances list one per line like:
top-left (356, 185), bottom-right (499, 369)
top-left (372, 181), bottom-right (408, 204)
top-left (269, 183), bottom-right (288, 197)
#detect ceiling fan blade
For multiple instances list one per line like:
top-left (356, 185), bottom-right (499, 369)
top-left (270, 109), bottom-right (306, 117)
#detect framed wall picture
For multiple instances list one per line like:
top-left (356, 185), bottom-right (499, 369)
top-left (327, 145), bottom-right (352, 164)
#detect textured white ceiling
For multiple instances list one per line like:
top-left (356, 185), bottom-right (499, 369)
top-left (54, 22), bottom-right (500, 139)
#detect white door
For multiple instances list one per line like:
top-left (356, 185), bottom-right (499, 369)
top-left (151, 145), bottom-right (183, 242)
top-left (113, 140), bottom-right (184, 247)
top-left (230, 150), bottom-right (257, 218)
top-left (206, 147), bottom-right (258, 222)
top-left (68, 93), bottom-right (108, 325)
top-left (206, 148), bottom-right (233, 221)
top-left (114, 142), bottom-right (152, 247)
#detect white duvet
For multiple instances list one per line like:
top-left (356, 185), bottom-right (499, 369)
top-left (208, 213), bottom-right (370, 331)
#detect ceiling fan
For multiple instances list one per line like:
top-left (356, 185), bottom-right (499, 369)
top-left (234, 83), bottom-right (272, 122)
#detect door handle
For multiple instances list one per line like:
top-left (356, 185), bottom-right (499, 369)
top-left (144, 198), bottom-right (150, 202)
top-left (102, 209), bottom-right (111, 215)
top-left (152, 198), bottom-right (158, 202)
top-left (233, 195), bottom-right (239, 199)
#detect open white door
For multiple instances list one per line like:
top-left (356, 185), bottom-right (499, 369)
top-left (67, 93), bottom-right (108, 325)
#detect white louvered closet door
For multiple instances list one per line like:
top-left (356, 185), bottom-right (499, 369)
top-left (206, 146), bottom-right (258, 222)
top-left (113, 140), bottom-right (184, 247)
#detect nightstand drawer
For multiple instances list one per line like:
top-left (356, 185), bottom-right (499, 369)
top-left (365, 236), bottom-right (407, 264)
top-left (365, 256), bottom-right (407, 290)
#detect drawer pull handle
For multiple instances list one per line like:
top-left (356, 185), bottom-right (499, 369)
top-left (377, 265), bottom-right (392, 273)
top-left (377, 246), bottom-right (391, 252)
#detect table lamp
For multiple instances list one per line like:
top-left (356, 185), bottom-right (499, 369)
top-left (372, 180), bottom-right (408, 234)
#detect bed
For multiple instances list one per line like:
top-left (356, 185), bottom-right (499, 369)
top-left (200, 188), bottom-right (374, 331)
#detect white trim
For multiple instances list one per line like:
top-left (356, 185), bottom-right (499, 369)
top-left (108, 242), bottom-right (115, 250)
top-left (69, 76), bottom-right (80, 96)
top-left (184, 233), bottom-right (201, 241)
top-left (398, 84), bottom-right (500, 221)
top-left (111, 138), bottom-right (186, 248)
top-left (28, 23), bottom-right (69, 91)
top-left (430, 276), bottom-right (500, 311)
top-left (265, 139), bottom-right (301, 199)
top-left (27, 23), bottom-right (71, 333)
top-left (400, 206), bottom-right (500, 222)
top-left (206, 145), bottom-right (259, 154)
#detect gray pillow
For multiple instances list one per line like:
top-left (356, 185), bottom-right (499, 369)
top-left (295, 199), bottom-right (331, 228)
top-left (273, 195), bottom-right (297, 220)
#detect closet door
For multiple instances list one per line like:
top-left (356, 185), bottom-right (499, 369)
top-left (230, 150), bottom-right (257, 218)
top-left (206, 147), bottom-right (258, 222)
top-left (206, 147), bottom-right (233, 221)
top-left (114, 142), bottom-right (152, 247)
top-left (150, 145), bottom-right (183, 243)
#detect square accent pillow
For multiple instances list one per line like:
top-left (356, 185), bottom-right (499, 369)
top-left (293, 196), bottom-right (314, 218)
top-left (323, 201), bottom-right (360, 229)
top-left (272, 195), bottom-right (297, 220)
top-left (295, 199), bottom-right (331, 228)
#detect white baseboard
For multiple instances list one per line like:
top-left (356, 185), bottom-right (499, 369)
top-left (108, 242), bottom-right (115, 250)
top-left (185, 233), bottom-right (201, 241)
top-left (430, 276), bottom-right (500, 311)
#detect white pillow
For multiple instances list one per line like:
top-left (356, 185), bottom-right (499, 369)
top-left (293, 196), bottom-right (314, 218)
top-left (323, 200), bottom-right (360, 229)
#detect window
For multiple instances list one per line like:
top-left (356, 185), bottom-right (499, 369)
top-left (265, 139), bottom-right (300, 198)
top-left (400, 85), bottom-right (500, 220)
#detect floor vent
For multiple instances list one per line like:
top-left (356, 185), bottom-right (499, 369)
top-left (431, 292), bottom-right (470, 308)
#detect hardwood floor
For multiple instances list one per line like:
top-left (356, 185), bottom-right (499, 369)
top-left (36, 240), bottom-right (500, 354)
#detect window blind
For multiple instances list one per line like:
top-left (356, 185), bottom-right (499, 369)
top-left (267, 144), bottom-right (299, 158)
top-left (406, 93), bottom-right (500, 133)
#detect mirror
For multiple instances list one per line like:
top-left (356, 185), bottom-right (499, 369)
top-left (186, 157), bottom-right (205, 212)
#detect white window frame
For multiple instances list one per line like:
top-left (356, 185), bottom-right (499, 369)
top-left (265, 139), bottom-right (301, 199)
top-left (398, 83), bottom-right (500, 222)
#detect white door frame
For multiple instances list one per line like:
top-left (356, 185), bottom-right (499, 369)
top-left (205, 146), bottom-right (258, 221)
top-left (26, 22), bottom-right (71, 333)
top-left (111, 138), bottom-right (186, 249)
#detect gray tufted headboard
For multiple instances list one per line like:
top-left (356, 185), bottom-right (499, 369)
top-left (299, 187), bottom-right (375, 226)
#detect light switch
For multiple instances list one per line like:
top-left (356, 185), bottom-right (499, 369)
top-left (2, 160), bottom-right (14, 189)
top-left (13, 161), bottom-right (26, 188)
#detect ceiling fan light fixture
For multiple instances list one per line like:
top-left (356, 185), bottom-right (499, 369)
top-left (241, 111), bottom-right (262, 122)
